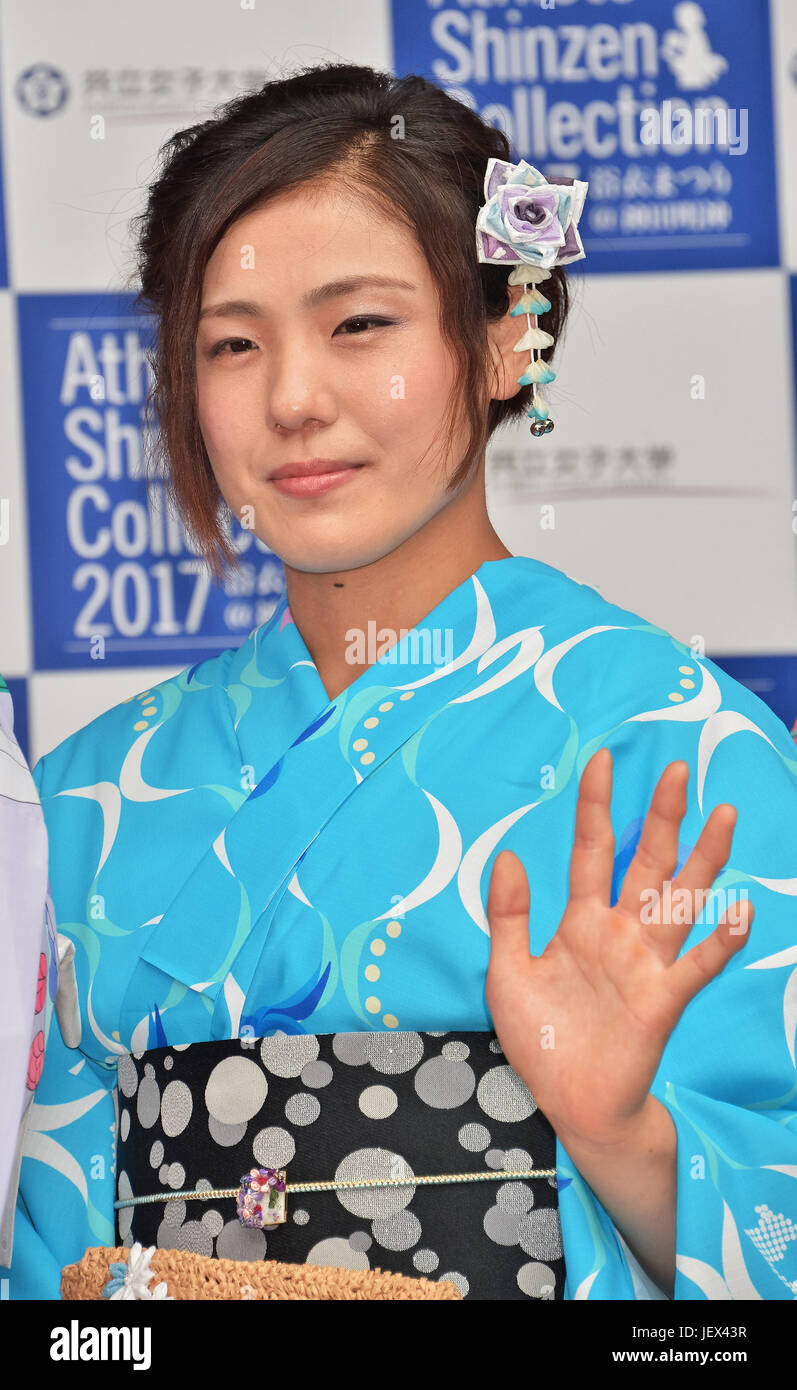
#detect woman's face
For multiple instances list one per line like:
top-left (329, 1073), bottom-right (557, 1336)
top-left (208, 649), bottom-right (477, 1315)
top-left (194, 182), bottom-right (479, 574)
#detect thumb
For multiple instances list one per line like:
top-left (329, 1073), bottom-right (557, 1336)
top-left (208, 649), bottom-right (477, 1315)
top-left (486, 849), bottom-right (532, 970)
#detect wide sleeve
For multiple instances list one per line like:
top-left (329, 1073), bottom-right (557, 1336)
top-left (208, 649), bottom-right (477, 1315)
top-left (0, 751), bottom-right (117, 1301)
top-left (569, 638), bottom-right (797, 1300)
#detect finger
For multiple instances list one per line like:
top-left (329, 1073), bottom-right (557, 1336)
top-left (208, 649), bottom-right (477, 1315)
top-left (486, 849), bottom-right (533, 971)
top-left (568, 747), bottom-right (615, 905)
top-left (665, 895), bottom-right (754, 1010)
top-left (650, 803), bottom-right (740, 965)
top-left (615, 761), bottom-right (688, 936)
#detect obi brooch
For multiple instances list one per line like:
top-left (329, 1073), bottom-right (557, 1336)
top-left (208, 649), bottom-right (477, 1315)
top-left (236, 1167), bottom-right (288, 1228)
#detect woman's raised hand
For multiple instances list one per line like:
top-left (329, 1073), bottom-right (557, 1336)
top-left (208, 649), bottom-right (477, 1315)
top-left (484, 748), bottom-right (753, 1154)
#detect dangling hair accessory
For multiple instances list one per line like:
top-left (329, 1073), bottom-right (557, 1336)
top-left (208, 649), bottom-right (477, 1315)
top-left (475, 158), bottom-right (588, 436)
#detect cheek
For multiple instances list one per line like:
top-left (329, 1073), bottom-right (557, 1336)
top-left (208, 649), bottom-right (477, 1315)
top-left (195, 373), bottom-right (252, 461)
top-left (365, 339), bottom-right (455, 438)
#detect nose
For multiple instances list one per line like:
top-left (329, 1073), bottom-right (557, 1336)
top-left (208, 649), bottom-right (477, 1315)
top-left (267, 341), bottom-right (338, 435)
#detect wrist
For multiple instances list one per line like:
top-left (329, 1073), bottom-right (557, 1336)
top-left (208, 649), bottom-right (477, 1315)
top-left (555, 1094), bottom-right (666, 1161)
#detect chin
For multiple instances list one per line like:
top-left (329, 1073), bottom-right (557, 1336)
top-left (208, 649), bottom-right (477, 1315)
top-left (270, 533), bottom-right (411, 576)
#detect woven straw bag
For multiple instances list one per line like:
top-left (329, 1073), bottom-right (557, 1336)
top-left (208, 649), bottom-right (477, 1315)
top-left (61, 1245), bottom-right (463, 1300)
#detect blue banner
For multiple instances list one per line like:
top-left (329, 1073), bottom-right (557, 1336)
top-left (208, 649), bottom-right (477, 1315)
top-left (19, 293), bottom-right (285, 670)
top-left (391, 0), bottom-right (778, 272)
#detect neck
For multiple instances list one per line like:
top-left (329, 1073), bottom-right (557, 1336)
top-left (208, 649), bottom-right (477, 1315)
top-left (281, 473), bottom-right (513, 702)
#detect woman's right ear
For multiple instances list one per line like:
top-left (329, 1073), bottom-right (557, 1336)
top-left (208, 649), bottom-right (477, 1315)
top-left (486, 285), bottom-right (527, 403)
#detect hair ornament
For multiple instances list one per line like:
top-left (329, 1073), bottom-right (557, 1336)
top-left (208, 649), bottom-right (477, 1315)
top-left (475, 158), bottom-right (588, 436)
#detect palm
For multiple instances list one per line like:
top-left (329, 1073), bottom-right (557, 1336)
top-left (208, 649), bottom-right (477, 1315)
top-left (484, 748), bottom-right (752, 1152)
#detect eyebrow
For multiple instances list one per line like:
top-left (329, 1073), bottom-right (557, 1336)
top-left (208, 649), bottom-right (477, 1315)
top-left (198, 275), bottom-right (418, 320)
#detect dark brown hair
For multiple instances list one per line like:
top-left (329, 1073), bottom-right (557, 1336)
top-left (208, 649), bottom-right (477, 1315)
top-left (129, 62), bottom-right (572, 581)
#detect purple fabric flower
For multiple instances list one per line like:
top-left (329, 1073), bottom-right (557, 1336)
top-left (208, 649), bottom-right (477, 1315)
top-left (475, 157), bottom-right (589, 270)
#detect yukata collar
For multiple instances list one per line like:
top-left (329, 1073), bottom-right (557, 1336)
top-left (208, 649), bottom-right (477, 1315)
top-left (119, 556), bottom-right (553, 1040)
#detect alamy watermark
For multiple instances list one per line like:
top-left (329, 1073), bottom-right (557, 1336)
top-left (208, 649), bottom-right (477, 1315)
top-left (50, 1320), bottom-right (151, 1370)
top-left (639, 100), bottom-right (748, 156)
top-left (640, 883), bottom-right (750, 931)
top-left (344, 623), bottom-right (454, 667)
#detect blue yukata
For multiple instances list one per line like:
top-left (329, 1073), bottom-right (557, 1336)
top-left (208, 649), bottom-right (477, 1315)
top-left (3, 554), bottom-right (797, 1300)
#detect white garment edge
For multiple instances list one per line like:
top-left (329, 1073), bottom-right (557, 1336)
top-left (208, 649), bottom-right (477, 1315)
top-left (0, 934), bottom-right (81, 1268)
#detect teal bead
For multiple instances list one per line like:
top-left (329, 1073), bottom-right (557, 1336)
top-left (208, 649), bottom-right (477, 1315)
top-left (516, 364), bottom-right (557, 387)
top-left (509, 293), bottom-right (552, 316)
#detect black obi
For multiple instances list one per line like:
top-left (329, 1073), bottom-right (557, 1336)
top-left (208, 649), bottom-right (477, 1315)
top-left (114, 1029), bottom-right (566, 1300)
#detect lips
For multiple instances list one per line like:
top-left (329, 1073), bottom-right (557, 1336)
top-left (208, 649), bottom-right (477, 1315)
top-left (268, 459), bottom-right (361, 481)
top-left (267, 460), bottom-right (366, 499)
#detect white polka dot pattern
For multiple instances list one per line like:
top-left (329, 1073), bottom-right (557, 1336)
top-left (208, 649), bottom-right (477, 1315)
top-left (115, 1029), bottom-right (564, 1299)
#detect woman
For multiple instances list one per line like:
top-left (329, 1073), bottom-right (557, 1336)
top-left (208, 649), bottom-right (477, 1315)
top-left (4, 63), bottom-right (797, 1302)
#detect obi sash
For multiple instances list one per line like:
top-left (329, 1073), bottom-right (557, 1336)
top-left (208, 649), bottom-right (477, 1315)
top-left (114, 1029), bottom-right (566, 1300)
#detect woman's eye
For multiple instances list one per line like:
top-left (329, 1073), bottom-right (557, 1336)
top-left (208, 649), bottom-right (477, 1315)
top-left (207, 317), bottom-right (395, 358)
top-left (334, 316), bottom-right (395, 336)
top-left (209, 337), bottom-right (256, 358)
